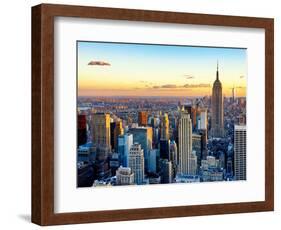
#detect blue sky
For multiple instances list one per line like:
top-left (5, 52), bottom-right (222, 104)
top-left (77, 41), bottom-right (247, 97)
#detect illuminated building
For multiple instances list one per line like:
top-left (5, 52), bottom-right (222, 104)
top-left (210, 62), bottom-right (225, 137)
top-left (161, 113), bottom-right (169, 140)
top-left (114, 119), bottom-right (124, 150)
top-left (92, 113), bottom-right (111, 149)
top-left (178, 111), bottom-right (193, 175)
top-left (138, 111), bottom-right (148, 127)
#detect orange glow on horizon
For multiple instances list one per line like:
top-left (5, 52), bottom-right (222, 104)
top-left (78, 85), bottom-right (246, 97)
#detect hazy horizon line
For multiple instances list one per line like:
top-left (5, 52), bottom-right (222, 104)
top-left (77, 95), bottom-right (246, 98)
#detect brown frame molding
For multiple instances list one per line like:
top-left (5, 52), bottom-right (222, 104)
top-left (32, 3), bottom-right (274, 226)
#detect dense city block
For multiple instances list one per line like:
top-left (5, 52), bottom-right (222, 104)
top-left (77, 66), bottom-right (247, 187)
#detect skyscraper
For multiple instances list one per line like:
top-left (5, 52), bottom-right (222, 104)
top-left (159, 159), bottom-right (173, 183)
top-left (92, 113), bottom-right (111, 149)
top-left (94, 146), bottom-right (111, 179)
top-left (153, 127), bottom-right (160, 148)
top-left (170, 140), bottom-right (178, 177)
top-left (117, 133), bottom-right (133, 167)
top-left (178, 111), bottom-right (193, 175)
top-left (234, 125), bottom-right (246, 180)
top-left (148, 149), bottom-right (158, 173)
top-left (161, 113), bottom-right (169, 140)
top-left (159, 139), bottom-right (171, 160)
top-left (110, 121), bottom-right (116, 150)
top-left (114, 119), bottom-right (124, 149)
top-left (197, 108), bottom-right (208, 160)
top-left (211, 62), bottom-right (224, 138)
top-left (78, 114), bottom-right (87, 147)
top-left (170, 141), bottom-right (178, 165)
top-left (189, 151), bottom-right (198, 175)
top-left (129, 127), bottom-right (152, 170)
top-left (116, 166), bottom-right (134, 185)
top-left (129, 143), bottom-right (145, 185)
top-left (192, 133), bottom-right (202, 170)
top-left (199, 129), bottom-right (208, 160)
top-left (191, 106), bottom-right (197, 130)
top-left (226, 157), bottom-right (233, 176)
top-left (92, 114), bottom-right (111, 180)
top-left (197, 108), bottom-right (208, 131)
top-left (109, 152), bottom-right (120, 175)
top-left (183, 104), bottom-right (197, 130)
top-left (138, 111), bottom-right (148, 127)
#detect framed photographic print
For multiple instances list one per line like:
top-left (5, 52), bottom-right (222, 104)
top-left (32, 3), bottom-right (274, 225)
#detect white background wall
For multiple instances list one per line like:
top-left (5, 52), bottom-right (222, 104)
top-left (0, 0), bottom-right (279, 229)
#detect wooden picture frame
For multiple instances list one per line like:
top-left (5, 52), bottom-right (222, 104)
top-left (32, 3), bottom-right (274, 226)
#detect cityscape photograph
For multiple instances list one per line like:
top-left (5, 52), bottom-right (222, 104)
top-left (77, 41), bottom-right (247, 188)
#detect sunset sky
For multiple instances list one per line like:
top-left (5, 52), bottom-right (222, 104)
top-left (77, 41), bottom-right (247, 97)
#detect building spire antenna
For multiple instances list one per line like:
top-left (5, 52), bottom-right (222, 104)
top-left (216, 60), bottom-right (219, 80)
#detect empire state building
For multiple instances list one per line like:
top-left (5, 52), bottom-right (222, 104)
top-left (211, 62), bottom-right (225, 138)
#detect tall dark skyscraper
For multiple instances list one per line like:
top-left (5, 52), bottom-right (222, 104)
top-left (110, 121), bottom-right (116, 150)
top-left (211, 62), bottom-right (225, 138)
top-left (159, 139), bottom-right (171, 160)
top-left (78, 114), bottom-right (87, 147)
